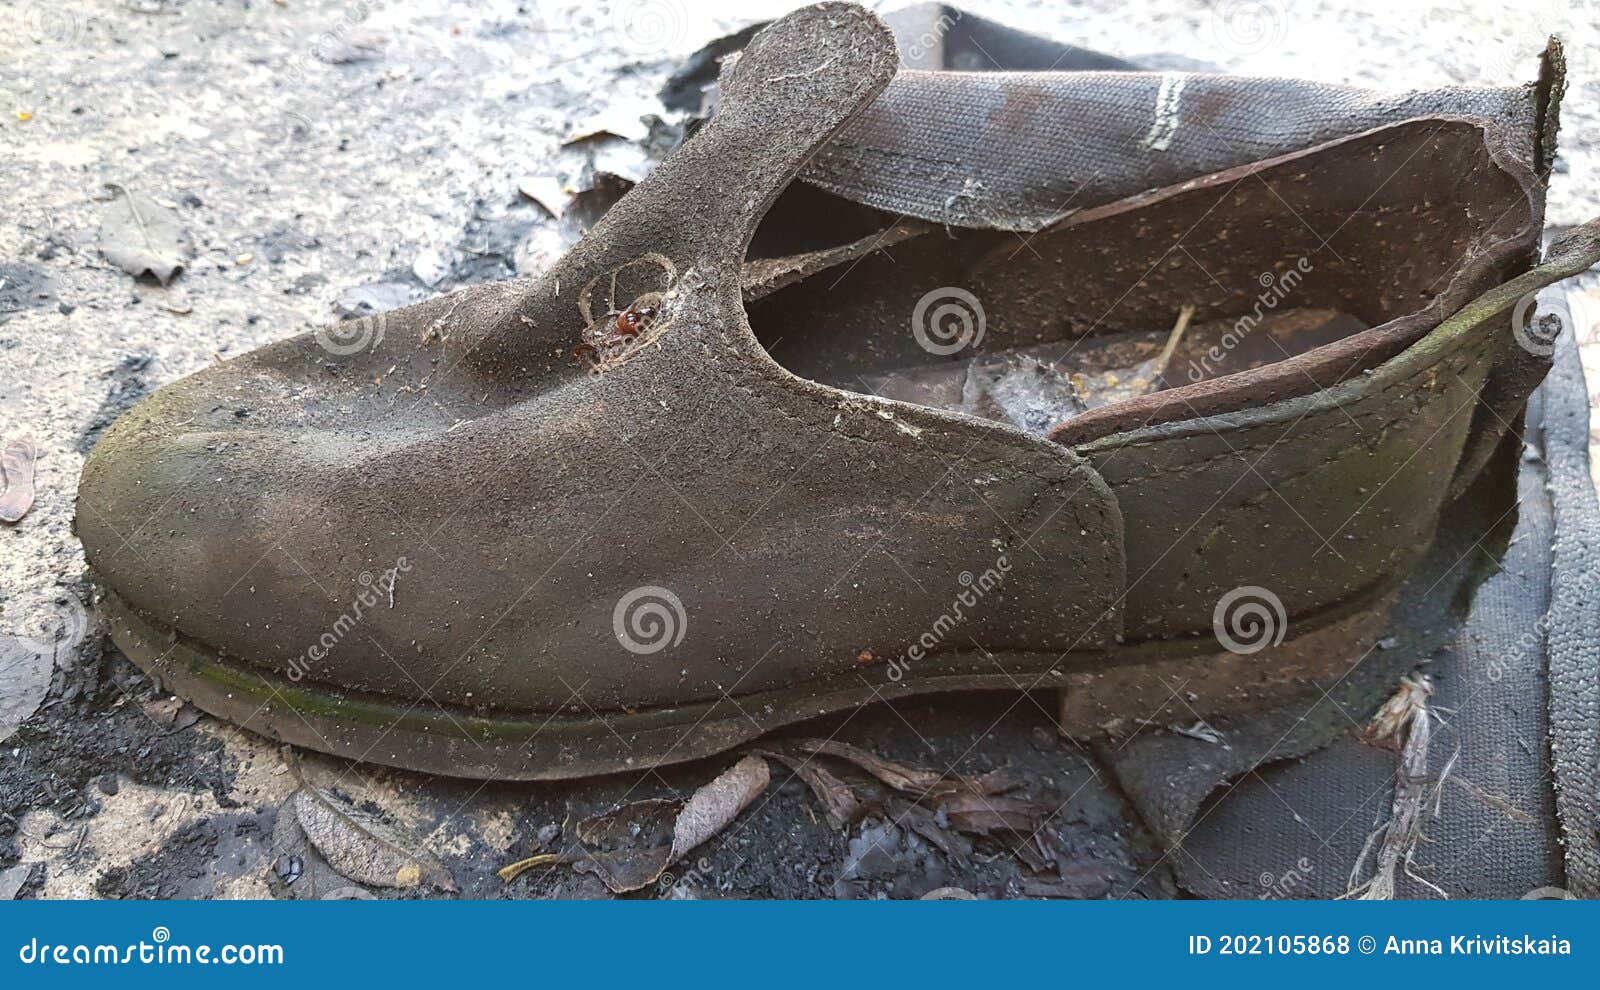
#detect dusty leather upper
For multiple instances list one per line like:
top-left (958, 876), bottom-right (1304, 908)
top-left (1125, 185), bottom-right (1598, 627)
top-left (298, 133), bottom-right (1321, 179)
top-left (79, 4), bottom-right (1125, 715)
top-left (76, 2), bottom-right (1600, 717)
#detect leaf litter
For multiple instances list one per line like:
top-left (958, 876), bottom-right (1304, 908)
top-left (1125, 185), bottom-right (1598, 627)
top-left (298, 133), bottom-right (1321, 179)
top-left (499, 754), bottom-right (770, 893)
top-left (290, 785), bottom-right (456, 892)
top-left (98, 184), bottom-right (191, 285)
top-left (787, 737), bottom-right (1025, 802)
top-left (0, 438), bottom-right (36, 524)
top-left (0, 863), bottom-right (35, 900)
top-left (1, 593), bottom-right (88, 744)
top-left (140, 696), bottom-right (201, 734)
top-left (765, 737), bottom-right (1141, 898)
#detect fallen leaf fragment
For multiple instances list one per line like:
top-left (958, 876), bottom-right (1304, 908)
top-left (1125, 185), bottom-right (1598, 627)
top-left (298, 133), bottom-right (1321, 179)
top-left (0, 635), bottom-right (53, 744)
top-left (0, 439), bottom-right (36, 524)
top-left (1019, 865), bottom-right (1115, 899)
top-left (516, 176), bottom-right (569, 218)
top-left (562, 105), bottom-right (652, 145)
top-left (142, 696), bottom-right (185, 724)
top-left (937, 793), bottom-right (1048, 835)
top-left (790, 737), bottom-right (1022, 800)
top-left (570, 799), bottom-right (679, 893)
top-left (669, 753), bottom-right (770, 860)
top-left (99, 184), bottom-right (190, 285)
top-left (0, 863), bottom-right (34, 900)
top-left (496, 852), bottom-right (565, 883)
top-left (760, 748), bottom-right (868, 828)
top-left (524, 755), bottom-right (770, 894)
top-left (291, 786), bottom-right (455, 891)
top-left (268, 799), bottom-right (377, 900)
top-left (142, 697), bottom-right (202, 733)
top-left (889, 798), bottom-right (972, 858)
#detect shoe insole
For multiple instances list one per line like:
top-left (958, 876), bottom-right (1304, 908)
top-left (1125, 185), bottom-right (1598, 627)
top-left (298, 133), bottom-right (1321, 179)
top-left (862, 307), bottom-right (1366, 436)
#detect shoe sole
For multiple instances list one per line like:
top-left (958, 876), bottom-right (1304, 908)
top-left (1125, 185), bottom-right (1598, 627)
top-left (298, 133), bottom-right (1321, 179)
top-left (98, 582), bottom-right (1398, 780)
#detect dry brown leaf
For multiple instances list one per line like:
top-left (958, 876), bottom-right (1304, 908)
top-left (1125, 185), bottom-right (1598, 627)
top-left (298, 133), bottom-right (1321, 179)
top-left (759, 748), bottom-right (869, 828)
top-left (670, 753), bottom-right (770, 859)
top-left (1020, 865), bottom-right (1115, 899)
top-left (565, 755), bottom-right (770, 893)
top-left (889, 798), bottom-right (972, 859)
top-left (142, 697), bottom-right (184, 724)
top-left (791, 737), bottom-right (1022, 800)
top-left (516, 175), bottom-right (568, 218)
top-left (291, 787), bottom-right (455, 891)
top-left (937, 792), bottom-right (1049, 835)
top-left (99, 185), bottom-right (190, 284)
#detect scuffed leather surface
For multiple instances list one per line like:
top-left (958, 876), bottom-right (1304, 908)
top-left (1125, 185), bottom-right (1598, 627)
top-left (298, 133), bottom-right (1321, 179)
top-left (77, 5), bottom-right (1125, 714)
top-left (1109, 320), bottom-right (1598, 899)
top-left (75, 1), bottom-right (1600, 733)
top-left (758, 117), bottom-right (1573, 639)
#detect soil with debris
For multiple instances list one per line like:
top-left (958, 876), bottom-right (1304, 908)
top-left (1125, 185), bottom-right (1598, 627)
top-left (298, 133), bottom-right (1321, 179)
top-left (3, 0), bottom-right (1600, 899)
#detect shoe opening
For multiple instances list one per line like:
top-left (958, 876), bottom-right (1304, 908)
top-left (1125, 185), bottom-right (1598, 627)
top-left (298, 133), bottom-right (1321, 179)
top-left (743, 118), bottom-right (1534, 442)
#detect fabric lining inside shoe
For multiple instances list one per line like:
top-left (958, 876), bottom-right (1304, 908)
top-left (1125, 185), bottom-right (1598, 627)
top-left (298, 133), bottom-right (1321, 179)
top-left (856, 308), bottom-right (1366, 436)
top-left (743, 115), bottom-right (1536, 442)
